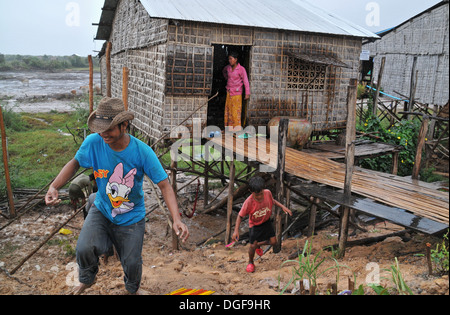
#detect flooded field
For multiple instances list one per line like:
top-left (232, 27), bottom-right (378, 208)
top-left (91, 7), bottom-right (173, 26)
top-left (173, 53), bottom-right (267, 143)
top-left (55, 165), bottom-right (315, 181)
top-left (0, 70), bottom-right (101, 113)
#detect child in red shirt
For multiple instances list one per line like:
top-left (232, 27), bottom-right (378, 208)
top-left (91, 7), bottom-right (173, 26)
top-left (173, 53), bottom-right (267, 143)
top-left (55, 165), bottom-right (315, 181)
top-left (232, 176), bottom-right (292, 273)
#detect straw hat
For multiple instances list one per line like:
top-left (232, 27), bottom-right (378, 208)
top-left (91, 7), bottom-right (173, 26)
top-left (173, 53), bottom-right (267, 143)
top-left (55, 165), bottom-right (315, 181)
top-left (88, 97), bottom-right (134, 133)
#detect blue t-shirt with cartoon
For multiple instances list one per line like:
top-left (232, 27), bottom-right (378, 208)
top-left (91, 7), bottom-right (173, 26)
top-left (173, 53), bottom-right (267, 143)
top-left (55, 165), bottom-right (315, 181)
top-left (75, 133), bottom-right (168, 226)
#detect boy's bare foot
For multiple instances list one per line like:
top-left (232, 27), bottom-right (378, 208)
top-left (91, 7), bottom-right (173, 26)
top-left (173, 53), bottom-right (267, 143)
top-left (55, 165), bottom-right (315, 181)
top-left (67, 282), bottom-right (95, 295)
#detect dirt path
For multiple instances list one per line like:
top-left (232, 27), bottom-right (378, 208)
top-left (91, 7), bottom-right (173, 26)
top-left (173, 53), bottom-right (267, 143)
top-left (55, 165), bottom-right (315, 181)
top-left (0, 184), bottom-right (448, 296)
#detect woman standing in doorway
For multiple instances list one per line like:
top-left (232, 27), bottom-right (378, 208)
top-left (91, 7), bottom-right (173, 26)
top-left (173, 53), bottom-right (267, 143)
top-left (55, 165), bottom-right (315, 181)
top-left (222, 51), bottom-right (250, 131)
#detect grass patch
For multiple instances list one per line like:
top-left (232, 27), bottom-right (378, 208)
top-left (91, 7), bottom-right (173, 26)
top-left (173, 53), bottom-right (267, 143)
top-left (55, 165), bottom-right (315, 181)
top-left (1, 111), bottom-right (81, 194)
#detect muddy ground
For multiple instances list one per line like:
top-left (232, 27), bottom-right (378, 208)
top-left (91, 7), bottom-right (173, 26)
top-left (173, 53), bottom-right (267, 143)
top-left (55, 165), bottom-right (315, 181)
top-left (0, 177), bottom-right (448, 296)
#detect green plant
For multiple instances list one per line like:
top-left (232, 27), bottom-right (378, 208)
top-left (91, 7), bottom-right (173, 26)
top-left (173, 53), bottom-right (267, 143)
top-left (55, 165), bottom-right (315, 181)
top-left (420, 167), bottom-right (448, 183)
top-left (352, 258), bottom-right (413, 295)
top-left (367, 283), bottom-right (390, 295)
top-left (280, 240), bottom-right (353, 295)
top-left (430, 231), bottom-right (449, 275)
top-left (1, 103), bottom-right (30, 132)
top-left (384, 257), bottom-right (413, 295)
top-left (357, 115), bottom-right (420, 176)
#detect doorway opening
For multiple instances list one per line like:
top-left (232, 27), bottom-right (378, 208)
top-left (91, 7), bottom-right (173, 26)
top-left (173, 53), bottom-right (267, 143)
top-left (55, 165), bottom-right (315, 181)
top-left (207, 44), bottom-right (251, 129)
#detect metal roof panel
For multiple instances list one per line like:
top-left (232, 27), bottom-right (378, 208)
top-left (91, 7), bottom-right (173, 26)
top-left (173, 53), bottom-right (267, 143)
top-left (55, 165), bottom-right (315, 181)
top-left (139, 0), bottom-right (379, 38)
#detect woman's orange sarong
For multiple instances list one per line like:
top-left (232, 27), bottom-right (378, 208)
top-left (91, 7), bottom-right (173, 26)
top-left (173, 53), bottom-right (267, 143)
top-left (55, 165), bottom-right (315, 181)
top-left (224, 92), bottom-right (242, 130)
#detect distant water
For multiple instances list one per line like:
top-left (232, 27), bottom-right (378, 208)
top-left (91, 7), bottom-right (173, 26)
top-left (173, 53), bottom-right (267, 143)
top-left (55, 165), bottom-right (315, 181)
top-left (0, 70), bottom-right (101, 113)
top-left (0, 70), bottom-right (101, 98)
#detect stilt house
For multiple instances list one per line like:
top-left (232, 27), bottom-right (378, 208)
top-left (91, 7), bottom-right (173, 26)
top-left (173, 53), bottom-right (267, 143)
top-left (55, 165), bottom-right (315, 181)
top-left (95, 0), bottom-right (377, 140)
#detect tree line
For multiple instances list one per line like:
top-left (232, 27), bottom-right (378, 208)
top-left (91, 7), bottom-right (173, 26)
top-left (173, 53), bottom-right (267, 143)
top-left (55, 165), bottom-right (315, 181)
top-left (0, 54), bottom-right (100, 71)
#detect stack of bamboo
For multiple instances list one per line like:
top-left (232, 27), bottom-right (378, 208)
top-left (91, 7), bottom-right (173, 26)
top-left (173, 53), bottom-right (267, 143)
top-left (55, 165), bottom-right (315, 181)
top-left (213, 136), bottom-right (449, 225)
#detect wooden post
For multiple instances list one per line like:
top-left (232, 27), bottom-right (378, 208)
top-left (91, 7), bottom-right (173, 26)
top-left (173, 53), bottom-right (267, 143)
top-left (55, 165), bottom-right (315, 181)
top-left (122, 67), bottom-right (129, 110)
top-left (88, 55), bottom-right (94, 114)
top-left (273, 118), bottom-right (288, 253)
top-left (412, 115), bottom-right (430, 180)
top-left (203, 160), bottom-right (209, 207)
top-left (0, 106), bottom-right (16, 218)
top-left (225, 153), bottom-right (235, 245)
top-left (106, 42), bottom-right (112, 98)
top-left (338, 79), bottom-right (358, 259)
top-left (426, 243), bottom-right (433, 275)
top-left (427, 105), bottom-right (439, 140)
top-left (372, 57), bottom-right (385, 117)
top-left (170, 159), bottom-right (179, 250)
top-left (407, 57), bottom-right (418, 119)
top-left (285, 186), bottom-right (291, 228)
top-left (307, 197), bottom-right (319, 238)
top-left (391, 151), bottom-right (399, 175)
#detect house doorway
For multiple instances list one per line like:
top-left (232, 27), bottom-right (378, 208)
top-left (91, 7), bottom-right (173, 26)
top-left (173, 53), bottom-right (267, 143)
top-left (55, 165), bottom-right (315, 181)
top-left (207, 44), bottom-right (251, 129)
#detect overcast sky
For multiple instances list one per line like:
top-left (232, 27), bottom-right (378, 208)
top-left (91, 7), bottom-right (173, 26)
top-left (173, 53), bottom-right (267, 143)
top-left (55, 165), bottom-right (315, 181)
top-left (0, 0), bottom-right (443, 56)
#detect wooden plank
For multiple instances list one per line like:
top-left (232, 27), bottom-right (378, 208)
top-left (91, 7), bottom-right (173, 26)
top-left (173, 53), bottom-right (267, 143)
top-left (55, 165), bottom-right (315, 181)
top-left (290, 183), bottom-right (448, 235)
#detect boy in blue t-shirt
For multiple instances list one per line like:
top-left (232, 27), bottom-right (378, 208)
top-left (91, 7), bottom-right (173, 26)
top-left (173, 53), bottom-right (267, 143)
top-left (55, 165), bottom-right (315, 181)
top-left (45, 97), bottom-right (189, 295)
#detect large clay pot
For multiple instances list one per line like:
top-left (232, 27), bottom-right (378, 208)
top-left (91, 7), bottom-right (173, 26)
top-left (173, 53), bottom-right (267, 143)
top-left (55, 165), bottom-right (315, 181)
top-left (268, 117), bottom-right (313, 148)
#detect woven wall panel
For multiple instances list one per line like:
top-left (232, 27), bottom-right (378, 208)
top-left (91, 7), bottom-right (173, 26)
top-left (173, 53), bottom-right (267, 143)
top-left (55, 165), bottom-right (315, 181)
top-left (166, 44), bottom-right (213, 96)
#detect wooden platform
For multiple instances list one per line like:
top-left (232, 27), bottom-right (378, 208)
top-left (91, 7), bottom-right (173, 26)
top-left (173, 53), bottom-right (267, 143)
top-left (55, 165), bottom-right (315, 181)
top-left (303, 141), bottom-right (401, 161)
top-left (210, 135), bottom-right (449, 229)
top-left (288, 182), bottom-right (448, 235)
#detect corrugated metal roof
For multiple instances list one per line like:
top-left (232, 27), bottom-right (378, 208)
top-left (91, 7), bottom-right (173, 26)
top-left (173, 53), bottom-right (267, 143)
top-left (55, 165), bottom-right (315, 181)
top-left (139, 0), bottom-right (378, 38)
top-left (95, 0), bottom-right (120, 40)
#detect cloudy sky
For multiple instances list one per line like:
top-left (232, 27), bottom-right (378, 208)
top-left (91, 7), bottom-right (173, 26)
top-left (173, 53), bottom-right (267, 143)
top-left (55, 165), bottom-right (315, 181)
top-left (0, 0), bottom-right (442, 56)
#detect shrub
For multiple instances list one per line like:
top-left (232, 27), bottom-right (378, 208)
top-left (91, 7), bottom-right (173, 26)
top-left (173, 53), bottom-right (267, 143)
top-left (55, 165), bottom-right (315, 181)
top-left (357, 115), bottom-right (420, 176)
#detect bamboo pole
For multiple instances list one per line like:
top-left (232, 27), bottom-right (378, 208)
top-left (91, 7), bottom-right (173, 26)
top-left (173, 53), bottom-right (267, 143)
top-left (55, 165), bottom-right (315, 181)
top-left (147, 177), bottom-right (181, 250)
top-left (0, 105), bottom-right (16, 218)
top-left (0, 168), bottom-right (88, 232)
top-left (88, 55), bottom-right (94, 114)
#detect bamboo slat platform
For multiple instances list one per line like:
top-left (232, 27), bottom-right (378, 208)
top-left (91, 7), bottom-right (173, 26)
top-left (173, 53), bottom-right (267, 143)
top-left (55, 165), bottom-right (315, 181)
top-left (303, 142), bottom-right (400, 160)
top-left (211, 135), bottom-right (449, 226)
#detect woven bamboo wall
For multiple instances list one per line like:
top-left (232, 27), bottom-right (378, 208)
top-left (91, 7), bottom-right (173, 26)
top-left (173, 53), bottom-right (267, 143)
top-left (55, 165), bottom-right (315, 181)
top-left (102, 0), bottom-right (362, 140)
top-left (363, 2), bottom-right (449, 106)
top-left (166, 20), bottom-right (361, 131)
top-left (104, 0), bottom-right (168, 140)
top-left (250, 31), bottom-right (361, 130)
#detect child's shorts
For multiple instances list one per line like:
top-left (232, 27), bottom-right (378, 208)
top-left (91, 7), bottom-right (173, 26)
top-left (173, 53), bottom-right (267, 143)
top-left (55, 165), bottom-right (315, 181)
top-left (249, 220), bottom-right (275, 243)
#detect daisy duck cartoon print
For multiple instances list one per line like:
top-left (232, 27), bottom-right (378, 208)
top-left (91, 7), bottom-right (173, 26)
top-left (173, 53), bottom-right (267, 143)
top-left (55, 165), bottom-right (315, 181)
top-left (106, 163), bottom-right (137, 218)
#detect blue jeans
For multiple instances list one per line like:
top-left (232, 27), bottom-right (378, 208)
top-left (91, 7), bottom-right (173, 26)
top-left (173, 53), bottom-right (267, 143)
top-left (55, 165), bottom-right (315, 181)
top-left (76, 197), bottom-right (145, 294)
